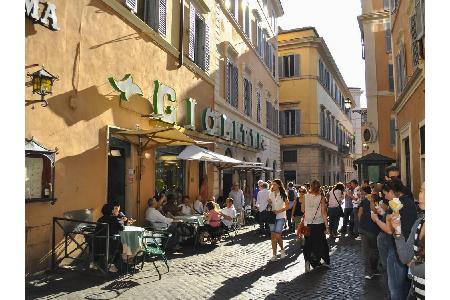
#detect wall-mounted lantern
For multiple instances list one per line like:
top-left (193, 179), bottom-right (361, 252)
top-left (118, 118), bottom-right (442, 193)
top-left (344, 98), bottom-right (352, 110)
top-left (27, 65), bottom-right (59, 107)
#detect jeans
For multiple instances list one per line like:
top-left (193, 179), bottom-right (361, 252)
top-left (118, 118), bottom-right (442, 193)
top-left (387, 246), bottom-right (411, 300)
top-left (351, 207), bottom-right (360, 235)
top-left (269, 218), bottom-right (285, 234)
top-left (328, 207), bottom-right (341, 235)
top-left (377, 232), bottom-right (391, 294)
top-left (361, 230), bottom-right (379, 276)
top-left (341, 208), bottom-right (353, 232)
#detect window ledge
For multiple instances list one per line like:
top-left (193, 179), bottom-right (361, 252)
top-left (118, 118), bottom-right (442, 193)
top-left (26, 198), bottom-right (57, 205)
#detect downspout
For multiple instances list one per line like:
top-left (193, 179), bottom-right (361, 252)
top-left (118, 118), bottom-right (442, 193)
top-left (178, 0), bottom-right (184, 68)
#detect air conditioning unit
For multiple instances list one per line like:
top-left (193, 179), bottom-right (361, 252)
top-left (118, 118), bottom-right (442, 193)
top-left (125, 0), bottom-right (138, 14)
top-left (362, 125), bottom-right (377, 143)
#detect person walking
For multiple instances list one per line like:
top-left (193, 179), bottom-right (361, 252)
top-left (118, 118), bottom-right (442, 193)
top-left (327, 182), bottom-right (345, 237)
top-left (229, 183), bottom-right (245, 227)
top-left (268, 179), bottom-right (289, 262)
top-left (291, 186), bottom-right (306, 244)
top-left (340, 182), bottom-right (354, 234)
top-left (256, 182), bottom-right (270, 235)
top-left (370, 178), bottom-right (417, 300)
top-left (358, 186), bottom-right (380, 280)
top-left (349, 179), bottom-right (362, 240)
top-left (286, 182), bottom-right (298, 233)
top-left (303, 180), bottom-right (330, 271)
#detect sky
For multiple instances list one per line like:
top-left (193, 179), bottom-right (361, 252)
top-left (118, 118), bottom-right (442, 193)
top-left (278, 0), bottom-right (367, 108)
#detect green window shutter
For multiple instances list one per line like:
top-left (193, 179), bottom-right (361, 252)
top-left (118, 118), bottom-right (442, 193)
top-left (204, 23), bottom-right (210, 71)
top-left (158, 0), bottom-right (166, 35)
top-left (188, 2), bottom-right (196, 61)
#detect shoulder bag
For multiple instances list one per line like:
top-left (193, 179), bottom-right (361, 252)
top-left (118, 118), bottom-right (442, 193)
top-left (259, 203), bottom-right (276, 224)
top-left (332, 190), bottom-right (344, 218)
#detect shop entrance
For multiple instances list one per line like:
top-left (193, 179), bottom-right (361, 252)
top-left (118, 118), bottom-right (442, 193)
top-left (107, 137), bottom-right (130, 213)
top-left (222, 171), bottom-right (233, 198)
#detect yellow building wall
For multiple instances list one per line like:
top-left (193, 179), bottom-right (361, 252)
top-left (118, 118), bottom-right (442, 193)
top-left (25, 0), bottom-right (213, 274)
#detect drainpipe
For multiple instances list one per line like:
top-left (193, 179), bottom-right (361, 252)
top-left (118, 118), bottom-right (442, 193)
top-left (178, 0), bottom-right (184, 68)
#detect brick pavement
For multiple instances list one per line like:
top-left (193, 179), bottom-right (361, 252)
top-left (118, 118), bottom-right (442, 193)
top-left (26, 226), bottom-right (388, 300)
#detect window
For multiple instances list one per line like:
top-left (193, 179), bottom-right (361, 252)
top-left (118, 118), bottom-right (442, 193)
top-left (243, 2), bottom-right (251, 39)
top-left (388, 64), bottom-right (394, 92)
top-left (244, 78), bottom-right (252, 117)
top-left (273, 108), bottom-right (279, 134)
top-left (228, 0), bottom-right (237, 18)
top-left (256, 89), bottom-right (261, 123)
top-left (385, 24), bottom-right (392, 53)
top-left (383, 0), bottom-right (390, 11)
top-left (415, 0), bottom-right (425, 40)
top-left (279, 55), bottom-right (299, 78)
top-left (284, 170), bottom-right (296, 184)
top-left (410, 16), bottom-right (420, 68)
top-left (189, 3), bottom-right (210, 71)
top-left (420, 125), bottom-right (425, 155)
top-left (137, 0), bottom-right (167, 35)
top-left (320, 109), bottom-right (326, 137)
top-left (256, 22), bottom-right (263, 58)
top-left (225, 58), bottom-right (239, 108)
top-left (395, 44), bottom-right (407, 96)
top-left (25, 138), bottom-right (56, 202)
top-left (389, 119), bottom-right (396, 146)
top-left (280, 110), bottom-right (300, 136)
top-left (266, 100), bottom-right (272, 130)
top-left (283, 150), bottom-right (297, 163)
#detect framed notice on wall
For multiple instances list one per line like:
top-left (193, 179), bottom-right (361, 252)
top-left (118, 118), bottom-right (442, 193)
top-left (25, 157), bottom-right (43, 199)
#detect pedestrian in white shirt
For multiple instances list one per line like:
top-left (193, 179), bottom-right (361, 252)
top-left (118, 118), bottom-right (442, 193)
top-left (229, 183), bottom-right (245, 226)
top-left (350, 179), bottom-right (362, 240)
top-left (268, 179), bottom-right (289, 262)
top-left (193, 195), bottom-right (204, 214)
top-left (144, 198), bottom-right (182, 250)
top-left (221, 198), bottom-right (237, 229)
top-left (256, 182), bottom-right (270, 233)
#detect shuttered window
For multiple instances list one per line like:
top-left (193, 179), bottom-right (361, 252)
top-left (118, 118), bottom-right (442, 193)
top-left (415, 0), bottom-right (424, 40)
top-left (273, 109), bottom-right (279, 134)
top-left (280, 55), bottom-right (300, 78)
top-left (410, 16), bottom-right (419, 68)
top-left (388, 64), bottom-right (394, 92)
top-left (225, 59), bottom-right (239, 108)
top-left (256, 89), bottom-right (261, 123)
top-left (266, 101), bottom-right (272, 130)
top-left (244, 2), bottom-right (250, 39)
top-left (385, 23), bottom-right (392, 53)
top-left (390, 119), bottom-right (396, 146)
top-left (244, 78), bottom-right (252, 117)
top-left (140, 0), bottom-right (166, 35)
top-left (256, 23), bottom-right (263, 57)
top-left (283, 110), bottom-right (300, 136)
top-left (189, 3), bottom-right (210, 71)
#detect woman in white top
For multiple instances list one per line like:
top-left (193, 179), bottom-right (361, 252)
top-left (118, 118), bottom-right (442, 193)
top-left (302, 180), bottom-right (330, 271)
top-left (327, 182), bottom-right (345, 237)
top-left (267, 179), bottom-right (289, 262)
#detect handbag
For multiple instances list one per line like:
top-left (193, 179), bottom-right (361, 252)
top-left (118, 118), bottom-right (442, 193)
top-left (259, 203), bottom-right (276, 224)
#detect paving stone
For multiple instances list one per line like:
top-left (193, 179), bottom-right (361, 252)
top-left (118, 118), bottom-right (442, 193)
top-left (25, 227), bottom-right (387, 300)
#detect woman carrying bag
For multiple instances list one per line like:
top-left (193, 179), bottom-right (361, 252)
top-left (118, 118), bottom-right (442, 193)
top-left (302, 180), bottom-right (330, 272)
top-left (267, 179), bottom-right (289, 262)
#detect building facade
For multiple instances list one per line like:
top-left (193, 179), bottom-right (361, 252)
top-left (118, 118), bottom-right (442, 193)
top-left (358, 0), bottom-right (397, 160)
top-left (349, 87), bottom-right (365, 181)
top-left (390, 0), bottom-right (425, 197)
top-left (278, 27), bottom-right (355, 186)
top-left (25, 0), bottom-right (283, 274)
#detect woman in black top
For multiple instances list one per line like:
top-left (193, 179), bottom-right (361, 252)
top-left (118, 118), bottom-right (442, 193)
top-left (292, 186), bottom-right (306, 245)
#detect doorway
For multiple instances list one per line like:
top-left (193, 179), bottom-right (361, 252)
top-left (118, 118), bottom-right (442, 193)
top-left (223, 171), bottom-right (233, 198)
top-left (107, 147), bottom-right (126, 213)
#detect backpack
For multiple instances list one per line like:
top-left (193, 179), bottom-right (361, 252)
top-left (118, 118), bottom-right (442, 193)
top-left (288, 189), bottom-right (296, 202)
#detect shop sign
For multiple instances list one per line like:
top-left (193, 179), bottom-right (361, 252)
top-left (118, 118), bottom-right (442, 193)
top-left (25, 0), bottom-right (60, 31)
top-left (108, 76), bottom-right (265, 150)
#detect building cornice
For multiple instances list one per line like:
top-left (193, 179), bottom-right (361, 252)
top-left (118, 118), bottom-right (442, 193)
top-left (392, 67), bottom-right (425, 113)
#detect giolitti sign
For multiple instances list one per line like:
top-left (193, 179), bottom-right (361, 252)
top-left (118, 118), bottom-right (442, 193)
top-left (25, 0), bottom-right (60, 31)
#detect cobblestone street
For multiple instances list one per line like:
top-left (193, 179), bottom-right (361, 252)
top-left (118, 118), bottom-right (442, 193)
top-left (26, 226), bottom-right (387, 300)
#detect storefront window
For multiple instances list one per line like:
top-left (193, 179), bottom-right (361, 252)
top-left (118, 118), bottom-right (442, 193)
top-left (155, 146), bottom-right (186, 201)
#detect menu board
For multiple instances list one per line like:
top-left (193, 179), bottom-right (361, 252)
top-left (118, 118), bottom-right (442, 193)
top-left (25, 157), bottom-right (43, 199)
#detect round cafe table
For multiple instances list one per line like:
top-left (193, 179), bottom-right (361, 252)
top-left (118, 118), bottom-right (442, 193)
top-left (173, 215), bottom-right (205, 246)
top-left (119, 226), bottom-right (145, 261)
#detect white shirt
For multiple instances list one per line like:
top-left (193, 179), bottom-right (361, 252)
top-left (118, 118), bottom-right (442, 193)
top-left (304, 193), bottom-right (324, 225)
top-left (221, 206), bottom-right (237, 228)
top-left (256, 189), bottom-right (270, 212)
top-left (178, 204), bottom-right (192, 215)
top-left (268, 191), bottom-right (287, 219)
top-left (328, 189), bottom-right (343, 208)
top-left (353, 186), bottom-right (361, 208)
top-left (145, 207), bottom-right (173, 229)
top-left (193, 200), bottom-right (204, 214)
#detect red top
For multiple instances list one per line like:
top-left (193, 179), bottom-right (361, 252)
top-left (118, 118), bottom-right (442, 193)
top-left (208, 210), bottom-right (221, 227)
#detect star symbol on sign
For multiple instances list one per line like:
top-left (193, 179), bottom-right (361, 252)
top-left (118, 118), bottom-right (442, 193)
top-left (108, 74), bottom-right (143, 101)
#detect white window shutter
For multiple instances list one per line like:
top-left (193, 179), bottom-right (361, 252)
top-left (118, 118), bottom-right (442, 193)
top-left (189, 3), bottom-right (196, 61)
top-left (294, 54), bottom-right (300, 76)
top-left (158, 0), bottom-right (166, 35)
top-left (204, 23), bottom-right (210, 71)
top-left (125, 0), bottom-right (138, 13)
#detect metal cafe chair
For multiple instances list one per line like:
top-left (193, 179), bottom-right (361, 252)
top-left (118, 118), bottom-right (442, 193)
top-left (134, 231), bottom-right (172, 280)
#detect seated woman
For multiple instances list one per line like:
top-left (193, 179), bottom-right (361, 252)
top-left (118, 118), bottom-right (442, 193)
top-left (95, 203), bottom-right (125, 272)
top-left (111, 201), bottom-right (135, 226)
top-left (204, 201), bottom-right (222, 235)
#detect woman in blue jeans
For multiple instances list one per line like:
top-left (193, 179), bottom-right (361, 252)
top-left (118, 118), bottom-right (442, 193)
top-left (267, 179), bottom-right (289, 262)
top-left (371, 179), bottom-right (417, 300)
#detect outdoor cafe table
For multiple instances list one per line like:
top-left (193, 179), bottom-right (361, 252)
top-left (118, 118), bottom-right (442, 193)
top-left (119, 225), bottom-right (145, 261)
top-left (173, 215), bottom-right (205, 246)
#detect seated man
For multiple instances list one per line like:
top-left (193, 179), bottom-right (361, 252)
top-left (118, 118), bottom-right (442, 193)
top-left (221, 198), bottom-right (237, 230)
top-left (162, 194), bottom-right (179, 218)
top-left (145, 197), bottom-right (182, 250)
top-left (178, 195), bottom-right (193, 216)
top-left (192, 195), bottom-right (204, 214)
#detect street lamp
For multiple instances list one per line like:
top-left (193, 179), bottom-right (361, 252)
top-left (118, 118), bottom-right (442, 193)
top-left (27, 65), bottom-right (59, 107)
top-left (344, 98), bottom-right (352, 110)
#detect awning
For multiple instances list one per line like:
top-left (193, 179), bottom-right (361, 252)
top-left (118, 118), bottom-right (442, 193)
top-left (177, 145), bottom-right (242, 169)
